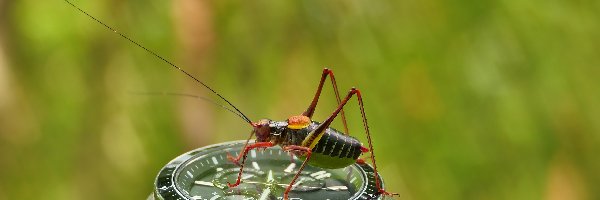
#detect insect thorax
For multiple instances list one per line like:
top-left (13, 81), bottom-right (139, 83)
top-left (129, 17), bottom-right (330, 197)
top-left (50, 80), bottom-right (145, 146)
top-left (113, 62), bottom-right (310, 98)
top-left (268, 120), bottom-right (315, 146)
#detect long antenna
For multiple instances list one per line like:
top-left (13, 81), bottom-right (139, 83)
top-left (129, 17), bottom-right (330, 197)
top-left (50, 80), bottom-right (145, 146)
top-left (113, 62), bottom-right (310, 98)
top-left (131, 92), bottom-right (249, 122)
top-left (64, 0), bottom-right (253, 125)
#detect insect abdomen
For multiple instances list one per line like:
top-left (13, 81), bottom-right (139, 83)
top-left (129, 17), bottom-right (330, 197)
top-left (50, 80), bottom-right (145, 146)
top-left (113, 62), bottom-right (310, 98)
top-left (307, 129), bottom-right (361, 169)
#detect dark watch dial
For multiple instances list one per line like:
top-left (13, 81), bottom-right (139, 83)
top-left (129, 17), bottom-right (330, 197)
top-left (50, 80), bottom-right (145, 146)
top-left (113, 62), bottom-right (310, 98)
top-left (151, 141), bottom-right (385, 200)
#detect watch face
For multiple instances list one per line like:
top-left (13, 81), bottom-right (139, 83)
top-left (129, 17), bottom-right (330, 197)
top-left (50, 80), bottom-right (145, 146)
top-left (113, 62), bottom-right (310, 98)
top-left (152, 141), bottom-right (384, 200)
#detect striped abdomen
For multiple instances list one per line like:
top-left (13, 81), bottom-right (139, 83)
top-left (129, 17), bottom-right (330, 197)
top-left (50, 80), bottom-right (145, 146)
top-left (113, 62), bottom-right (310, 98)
top-left (307, 126), bottom-right (362, 169)
top-left (274, 121), bottom-right (363, 169)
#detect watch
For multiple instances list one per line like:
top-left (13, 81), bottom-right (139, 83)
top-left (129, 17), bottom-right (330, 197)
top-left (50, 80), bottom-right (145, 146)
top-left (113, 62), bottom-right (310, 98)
top-left (149, 140), bottom-right (385, 200)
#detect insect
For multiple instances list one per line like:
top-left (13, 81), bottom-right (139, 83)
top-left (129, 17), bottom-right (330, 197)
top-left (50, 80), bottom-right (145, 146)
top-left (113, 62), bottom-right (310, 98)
top-left (225, 69), bottom-right (398, 199)
top-left (65, 1), bottom-right (397, 199)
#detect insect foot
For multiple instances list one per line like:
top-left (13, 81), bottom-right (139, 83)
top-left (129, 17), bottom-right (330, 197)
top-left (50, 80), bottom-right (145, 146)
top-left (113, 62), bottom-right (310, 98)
top-left (378, 189), bottom-right (400, 199)
top-left (226, 179), bottom-right (241, 188)
top-left (225, 152), bottom-right (242, 166)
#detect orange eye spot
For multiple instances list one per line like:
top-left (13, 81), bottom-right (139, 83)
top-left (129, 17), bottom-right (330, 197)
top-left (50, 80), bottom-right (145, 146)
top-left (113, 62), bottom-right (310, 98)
top-left (288, 115), bottom-right (310, 129)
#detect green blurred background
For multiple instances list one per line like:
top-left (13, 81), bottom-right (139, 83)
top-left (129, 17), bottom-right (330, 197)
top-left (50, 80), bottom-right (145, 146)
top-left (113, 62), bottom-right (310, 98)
top-left (1, 0), bottom-right (599, 199)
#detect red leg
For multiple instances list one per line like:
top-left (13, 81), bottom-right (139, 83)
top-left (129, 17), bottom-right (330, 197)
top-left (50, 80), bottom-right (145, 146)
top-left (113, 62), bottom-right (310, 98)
top-left (354, 89), bottom-right (399, 197)
top-left (227, 130), bottom-right (255, 165)
top-left (227, 142), bottom-right (275, 187)
top-left (301, 88), bottom-right (357, 147)
top-left (304, 88), bottom-right (398, 197)
top-left (302, 68), bottom-right (350, 135)
top-left (356, 158), bottom-right (367, 165)
top-left (281, 145), bottom-right (312, 200)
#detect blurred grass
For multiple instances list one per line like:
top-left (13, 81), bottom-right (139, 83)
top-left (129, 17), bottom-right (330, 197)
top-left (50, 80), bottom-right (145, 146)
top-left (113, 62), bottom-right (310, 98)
top-left (1, 0), bottom-right (599, 199)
